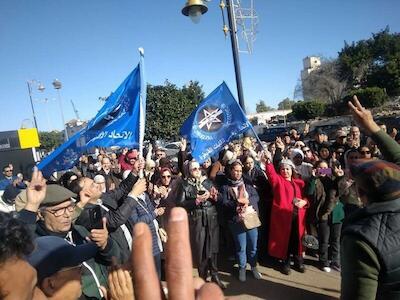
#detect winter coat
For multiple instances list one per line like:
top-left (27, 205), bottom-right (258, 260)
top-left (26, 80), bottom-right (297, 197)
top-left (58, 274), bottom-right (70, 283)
top-left (265, 162), bottom-right (308, 259)
top-left (219, 182), bottom-right (259, 224)
top-left (17, 210), bottom-right (118, 299)
top-left (307, 176), bottom-right (340, 222)
top-left (341, 198), bottom-right (400, 300)
top-left (177, 178), bottom-right (219, 267)
top-left (129, 193), bottom-right (160, 256)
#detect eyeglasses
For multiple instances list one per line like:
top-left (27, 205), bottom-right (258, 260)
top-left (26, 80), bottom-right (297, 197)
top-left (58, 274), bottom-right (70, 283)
top-left (161, 175), bottom-right (171, 179)
top-left (360, 151), bottom-right (371, 155)
top-left (45, 204), bottom-right (75, 217)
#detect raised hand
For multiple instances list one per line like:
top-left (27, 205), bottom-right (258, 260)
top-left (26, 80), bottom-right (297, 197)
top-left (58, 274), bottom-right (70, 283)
top-left (108, 266), bottom-right (134, 300)
top-left (155, 207), bottom-right (165, 216)
top-left (348, 95), bottom-right (380, 135)
top-left (180, 138), bottom-right (187, 152)
top-left (131, 179), bottom-right (147, 197)
top-left (25, 168), bottom-right (47, 212)
top-left (90, 217), bottom-right (109, 250)
top-left (131, 208), bottom-right (226, 300)
top-left (275, 137), bottom-right (285, 151)
top-left (77, 188), bottom-right (97, 209)
top-left (259, 150), bottom-right (272, 164)
top-left (334, 165), bottom-right (345, 177)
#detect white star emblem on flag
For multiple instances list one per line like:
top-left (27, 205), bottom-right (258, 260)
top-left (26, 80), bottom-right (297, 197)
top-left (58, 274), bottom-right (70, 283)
top-left (198, 108), bottom-right (223, 131)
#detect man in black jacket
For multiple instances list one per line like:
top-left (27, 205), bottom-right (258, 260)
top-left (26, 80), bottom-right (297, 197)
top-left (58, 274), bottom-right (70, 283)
top-left (71, 163), bottom-right (147, 263)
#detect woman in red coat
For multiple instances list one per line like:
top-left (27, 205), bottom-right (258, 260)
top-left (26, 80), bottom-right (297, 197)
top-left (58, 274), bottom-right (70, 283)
top-left (262, 151), bottom-right (308, 275)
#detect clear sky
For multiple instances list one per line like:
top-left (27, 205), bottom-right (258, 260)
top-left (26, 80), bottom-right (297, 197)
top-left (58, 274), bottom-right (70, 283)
top-left (1, 0), bottom-right (399, 132)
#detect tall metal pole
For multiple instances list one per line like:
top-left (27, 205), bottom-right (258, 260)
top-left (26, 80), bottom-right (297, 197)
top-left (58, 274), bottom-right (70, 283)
top-left (226, 0), bottom-right (246, 113)
top-left (26, 81), bottom-right (39, 130)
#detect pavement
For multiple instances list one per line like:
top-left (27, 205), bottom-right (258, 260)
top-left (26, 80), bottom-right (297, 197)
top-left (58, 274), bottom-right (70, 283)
top-left (215, 256), bottom-right (340, 300)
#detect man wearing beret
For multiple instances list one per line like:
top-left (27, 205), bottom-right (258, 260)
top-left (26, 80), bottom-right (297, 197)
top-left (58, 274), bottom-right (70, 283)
top-left (18, 169), bottom-right (119, 300)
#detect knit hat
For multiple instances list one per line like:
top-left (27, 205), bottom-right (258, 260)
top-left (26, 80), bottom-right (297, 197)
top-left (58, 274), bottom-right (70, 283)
top-left (290, 148), bottom-right (304, 160)
top-left (350, 159), bottom-right (400, 202)
top-left (280, 159), bottom-right (296, 170)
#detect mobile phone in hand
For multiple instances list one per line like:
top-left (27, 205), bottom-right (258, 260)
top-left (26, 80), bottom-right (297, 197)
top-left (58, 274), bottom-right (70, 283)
top-left (89, 206), bottom-right (103, 230)
top-left (318, 168), bottom-right (332, 176)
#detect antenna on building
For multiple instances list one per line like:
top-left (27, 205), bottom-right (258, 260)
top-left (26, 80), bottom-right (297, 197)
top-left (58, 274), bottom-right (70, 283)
top-left (70, 99), bottom-right (80, 121)
top-left (230, 0), bottom-right (259, 54)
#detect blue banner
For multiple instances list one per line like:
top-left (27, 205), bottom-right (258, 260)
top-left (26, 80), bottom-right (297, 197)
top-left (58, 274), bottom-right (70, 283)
top-left (180, 82), bottom-right (251, 163)
top-left (38, 61), bottom-right (145, 177)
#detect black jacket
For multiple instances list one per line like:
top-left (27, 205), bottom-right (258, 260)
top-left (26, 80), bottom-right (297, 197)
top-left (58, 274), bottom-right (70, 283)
top-left (76, 172), bottom-right (139, 263)
top-left (18, 209), bottom-right (119, 299)
top-left (177, 178), bottom-right (219, 266)
top-left (342, 198), bottom-right (400, 299)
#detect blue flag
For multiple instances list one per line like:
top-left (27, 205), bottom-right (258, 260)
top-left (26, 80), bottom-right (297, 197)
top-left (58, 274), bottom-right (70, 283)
top-left (180, 82), bottom-right (251, 163)
top-left (38, 60), bottom-right (145, 177)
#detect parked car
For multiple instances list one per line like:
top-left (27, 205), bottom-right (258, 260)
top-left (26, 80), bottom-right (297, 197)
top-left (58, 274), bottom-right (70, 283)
top-left (258, 126), bottom-right (288, 142)
top-left (162, 142), bottom-right (181, 158)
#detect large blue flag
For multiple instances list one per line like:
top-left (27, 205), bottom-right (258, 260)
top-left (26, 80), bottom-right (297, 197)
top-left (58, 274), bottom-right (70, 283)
top-left (180, 82), bottom-right (251, 163)
top-left (38, 55), bottom-right (146, 177)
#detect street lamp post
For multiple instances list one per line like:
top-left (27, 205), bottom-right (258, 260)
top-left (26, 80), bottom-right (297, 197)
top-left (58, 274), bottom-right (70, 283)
top-left (26, 80), bottom-right (45, 131)
top-left (225, 0), bottom-right (245, 112)
top-left (52, 79), bottom-right (69, 141)
top-left (182, 0), bottom-right (246, 113)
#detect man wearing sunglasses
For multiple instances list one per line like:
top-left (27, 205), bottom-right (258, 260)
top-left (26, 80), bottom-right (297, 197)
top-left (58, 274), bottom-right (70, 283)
top-left (18, 170), bottom-right (119, 300)
top-left (0, 164), bottom-right (26, 191)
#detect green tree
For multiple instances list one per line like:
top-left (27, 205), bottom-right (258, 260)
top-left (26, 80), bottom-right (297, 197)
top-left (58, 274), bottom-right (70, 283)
top-left (145, 80), bottom-right (204, 141)
top-left (39, 131), bottom-right (63, 151)
top-left (292, 101), bottom-right (326, 120)
top-left (344, 87), bottom-right (388, 108)
top-left (256, 100), bottom-right (275, 113)
top-left (338, 27), bottom-right (400, 96)
top-left (277, 98), bottom-right (297, 110)
top-left (302, 59), bottom-right (349, 104)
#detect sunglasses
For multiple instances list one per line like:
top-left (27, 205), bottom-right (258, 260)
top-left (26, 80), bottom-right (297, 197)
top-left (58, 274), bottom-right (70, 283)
top-left (161, 175), bottom-right (171, 179)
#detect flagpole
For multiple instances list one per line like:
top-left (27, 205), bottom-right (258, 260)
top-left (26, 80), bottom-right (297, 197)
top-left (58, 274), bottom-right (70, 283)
top-left (138, 47), bottom-right (146, 178)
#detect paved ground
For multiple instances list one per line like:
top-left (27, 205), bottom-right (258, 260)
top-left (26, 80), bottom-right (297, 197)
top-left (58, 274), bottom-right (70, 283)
top-left (216, 256), bottom-right (340, 300)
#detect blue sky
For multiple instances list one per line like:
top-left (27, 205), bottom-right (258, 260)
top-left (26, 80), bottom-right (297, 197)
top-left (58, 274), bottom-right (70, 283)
top-left (1, 0), bottom-right (399, 132)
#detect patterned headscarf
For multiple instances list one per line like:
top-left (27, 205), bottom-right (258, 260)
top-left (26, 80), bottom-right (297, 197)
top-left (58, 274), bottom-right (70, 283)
top-left (350, 159), bottom-right (400, 202)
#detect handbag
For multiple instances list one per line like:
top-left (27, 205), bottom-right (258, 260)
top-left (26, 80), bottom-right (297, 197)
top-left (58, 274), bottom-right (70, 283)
top-left (229, 186), bottom-right (261, 230)
top-left (242, 206), bottom-right (261, 230)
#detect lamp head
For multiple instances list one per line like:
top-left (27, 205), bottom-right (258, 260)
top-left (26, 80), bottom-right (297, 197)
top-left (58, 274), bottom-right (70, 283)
top-left (182, 0), bottom-right (208, 24)
top-left (52, 79), bottom-right (62, 89)
top-left (37, 83), bottom-right (45, 92)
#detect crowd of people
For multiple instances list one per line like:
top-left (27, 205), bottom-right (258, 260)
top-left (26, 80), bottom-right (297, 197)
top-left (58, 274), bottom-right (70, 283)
top-left (0, 96), bottom-right (400, 300)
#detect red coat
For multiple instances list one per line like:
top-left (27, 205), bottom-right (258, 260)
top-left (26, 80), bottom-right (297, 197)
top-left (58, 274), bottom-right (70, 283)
top-left (265, 162), bottom-right (308, 259)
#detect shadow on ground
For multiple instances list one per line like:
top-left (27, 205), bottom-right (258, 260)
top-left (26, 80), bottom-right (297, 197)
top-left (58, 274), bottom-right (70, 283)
top-left (217, 254), bottom-right (339, 300)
